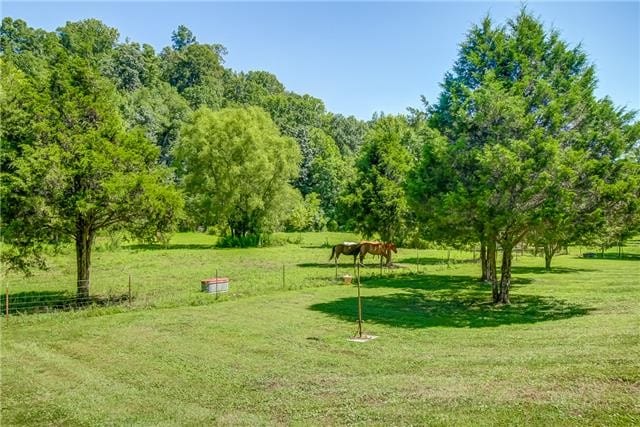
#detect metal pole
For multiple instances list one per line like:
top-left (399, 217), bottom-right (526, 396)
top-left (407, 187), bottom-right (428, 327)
top-left (357, 263), bottom-right (362, 338)
top-left (5, 286), bottom-right (9, 320)
top-left (215, 269), bottom-right (219, 299)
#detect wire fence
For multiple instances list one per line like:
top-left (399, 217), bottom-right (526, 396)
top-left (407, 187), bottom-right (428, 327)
top-left (4, 288), bottom-right (131, 317)
top-left (2, 258), bottom-right (405, 321)
top-left (3, 242), bottom-right (609, 322)
top-left (3, 276), bottom-right (133, 318)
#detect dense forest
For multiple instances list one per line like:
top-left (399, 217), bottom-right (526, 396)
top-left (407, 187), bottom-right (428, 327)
top-left (1, 11), bottom-right (639, 302)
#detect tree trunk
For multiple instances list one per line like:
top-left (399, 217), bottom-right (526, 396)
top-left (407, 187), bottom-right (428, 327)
top-left (543, 243), bottom-right (554, 271)
top-left (618, 243), bottom-right (622, 259)
top-left (498, 245), bottom-right (513, 304)
top-left (75, 220), bottom-right (94, 302)
top-left (480, 240), bottom-right (487, 281)
top-left (487, 238), bottom-right (498, 302)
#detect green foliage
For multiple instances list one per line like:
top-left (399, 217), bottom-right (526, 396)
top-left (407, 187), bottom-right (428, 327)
top-left (0, 21), bottom-right (183, 296)
top-left (171, 24), bottom-right (196, 50)
top-left (410, 9), bottom-right (639, 300)
top-left (215, 233), bottom-right (263, 248)
top-left (222, 69), bottom-right (285, 107)
top-left (103, 41), bottom-right (157, 91)
top-left (175, 106), bottom-right (301, 240)
top-left (1, 17), bottom-right (60, 75)
top-left (322, 112), bottom-right (368, 156)
top-left (341, 115), bottom-right (413, 242)
top-left (57, 19), bottom-right (118, 61)
top-left (295, 127), bottom-right (349, 221)
top-left (161, 27), bottom-right (226, 109)
top-left (261, 92), bottom-right (325, 136)
top-left (285, 192), bottom-right (326, 232)
top-left (120, 82), bottom-right (192, 164)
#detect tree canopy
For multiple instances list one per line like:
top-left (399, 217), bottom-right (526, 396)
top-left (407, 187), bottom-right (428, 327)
top-left (2, 13), bottom-right (638, 305)
top-left (1, 20), bottom-right (183, 298)
top-left (174, 107), bottom-right (301, 241)
top-left (409, 10), bottom-right (640, 303)
top-left (342, 115), bottom-right (414, 243)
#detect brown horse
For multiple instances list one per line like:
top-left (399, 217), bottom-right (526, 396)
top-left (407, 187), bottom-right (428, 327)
top-left (329, 242), bottom-right (362, 266)
top-left (358, 241), bottom-right (397, 266)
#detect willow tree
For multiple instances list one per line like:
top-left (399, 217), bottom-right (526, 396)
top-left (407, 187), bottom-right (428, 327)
top-left (174, 106), bottom-right (301, 242)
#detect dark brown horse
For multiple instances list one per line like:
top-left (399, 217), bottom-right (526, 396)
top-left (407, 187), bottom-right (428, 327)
top-left (358, 241), bottom-right (397, 266)
top-left (329, 242), bottom-right (362, 266)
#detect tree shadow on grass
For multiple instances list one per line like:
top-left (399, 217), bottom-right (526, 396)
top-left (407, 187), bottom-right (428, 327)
top-left (580, 253), bottom-right (640, 261)
top-left (309, 273), bottom-right (592, 328)
top-left (6, 291), bottom-right (129, 315)
top-left (298, 262), bottom-right (359, 269)
top-left (360, 273), bottom-right (532, 292)
top-left (510, 266), bottom-right (596, 275)
top-left (298, 261), bottom-right (420, 269)
top-left (309, 292), bottom-right (592, 328)
top-left (125, 243), bottom-right (216, 251)
top-left (396, 256), bottom-right (477, 266)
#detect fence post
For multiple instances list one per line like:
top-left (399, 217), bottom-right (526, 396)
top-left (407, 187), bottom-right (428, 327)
top-left (5, 285), bottom-right (9, 320)
top-left (356, 263), bottom-right (362, 338)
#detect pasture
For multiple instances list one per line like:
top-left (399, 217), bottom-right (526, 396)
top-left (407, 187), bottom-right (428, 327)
top-left (2, 233), bottom-right (639, 425)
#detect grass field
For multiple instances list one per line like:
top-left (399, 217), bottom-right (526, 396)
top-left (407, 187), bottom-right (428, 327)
top-left (2, 233), bottom-right (639, 425)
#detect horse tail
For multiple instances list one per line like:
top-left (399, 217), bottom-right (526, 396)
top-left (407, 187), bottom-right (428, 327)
top-left (329, 245), bottom-right (336, 261)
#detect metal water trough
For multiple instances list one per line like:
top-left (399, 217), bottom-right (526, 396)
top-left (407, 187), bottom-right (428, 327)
top-left (201, 277), bottom-right (229, 294)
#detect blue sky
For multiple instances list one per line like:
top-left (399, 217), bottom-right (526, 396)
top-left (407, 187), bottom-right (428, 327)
top-left (4, 1), bottom-right (639, 120)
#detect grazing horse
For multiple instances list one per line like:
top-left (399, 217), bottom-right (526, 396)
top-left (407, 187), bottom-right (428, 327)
top-left (358, 241), bottom-right (398, 266)
top-left (329, 242), bottom-right (362, 266)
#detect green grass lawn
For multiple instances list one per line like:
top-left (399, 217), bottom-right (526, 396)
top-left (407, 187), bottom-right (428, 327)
top-left (2, 234), bottom-right (639, 425)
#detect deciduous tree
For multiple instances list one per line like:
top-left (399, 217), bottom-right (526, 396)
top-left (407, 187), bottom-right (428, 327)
top-left (174, 107), bottom-right (301, 241)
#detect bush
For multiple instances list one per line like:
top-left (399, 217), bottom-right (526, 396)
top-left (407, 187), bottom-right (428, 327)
top-left (216, 234), bottom-right (262, 248)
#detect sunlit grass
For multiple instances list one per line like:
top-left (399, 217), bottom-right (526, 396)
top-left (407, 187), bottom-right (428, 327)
top-left (1, 234), bottom-right (639, 425)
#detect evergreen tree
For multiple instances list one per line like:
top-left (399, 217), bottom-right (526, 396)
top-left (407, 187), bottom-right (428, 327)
top-left (410, 10), bottom-right (639, 302)
top-left (341, 115), bottom-right (413, 245)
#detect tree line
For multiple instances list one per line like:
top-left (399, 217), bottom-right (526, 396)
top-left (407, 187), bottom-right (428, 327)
top-left (2, 10), bottom-right (639, 303)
